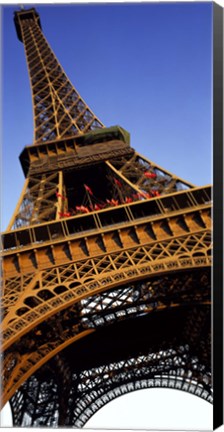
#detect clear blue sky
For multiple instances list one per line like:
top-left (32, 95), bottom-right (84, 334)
top-left (1, 2), bottom-right (212, 231)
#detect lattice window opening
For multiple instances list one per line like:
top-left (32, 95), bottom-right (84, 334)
top-left (12, 206), bottom-right (34, 230)
top-left (56, 86), bottom-right (75, 102)
top-left (12, 218), bottom-right (27, 230)
top-left (45, 67), bottom-right (62, 82)
top-left (79, 284), bottom-right (144, 316)
top-left (35, 34), bottom-right (48, 50)
top-left (35, 38), bottom-right (49, 53)
top-left (10, 390), bottom-right (24, 418)
top-left (81, 296), bottom-right (153, 328)
top-left (33, 74), bottom-right (52, 89)
top-left (31, 70), bottom-right (47, 84)
top-left (29, 49), bottom-right (42, 65)
top-left (29, 56), bottom-right (43, 72)
top-left (35, 106), bottom-right (54, 121)
top-left (34, 90), bottom-right (50, 102)
top-left (62, 98), bottom-right (79, 113)
top-left (60, 84), bottom-right (78, 98)
top-left (1, 279), bottom-right (21, 307)
top-left (29, 174), bottom-right (58, 190)
top-left (29, 57), bottom-right (42, 72)
top-left (78, 370), bottom-right (117, 391)
top-left (47, 63), bottom-right (65, 75)
top-left (135, 156), bottom-right (151, 171)
top-left (80, 308), bottom-right (147, 331)
top-left (31, 75), bottom-right (52, 92)
top-left (29, 45), bottom-right (44, 61)
top-left (33, 83), bottom-right (50, 97)
top-left (39, 121), bottom-right (55, 134)
top-left (62, 101), bottom-right (78, 114)
top-left (110, 154), bottom-right (135, 168)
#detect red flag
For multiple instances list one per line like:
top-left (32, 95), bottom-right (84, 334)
top-left (56, 192), bottom-right (66, 200)
top-left (125, 197), bottom-right (133, 203)
top-left (106, 199), bottom-right (119, 206)
top-left (151, 190), bottom-right (160, 197)
top-left (144, 172), bottom-right (157, 179)
top-left (80, 206), bottom-right (89, 213)
top-left (138, 191), bottom-right (148, 198)
top-left (98, 203), bottom-right (106, 209)
top-left (58, 211), bottom-right (71, 217)
top-left (84, 184), bottom-right (93, 196)
top-left (132, 193), bottom-right (139, 199)
top-left (114, 178), bottom-right (122, 188)
top-left (111, 199), bottom-right (119, 206)
top-left (94, 204), bottom-right (101, 211)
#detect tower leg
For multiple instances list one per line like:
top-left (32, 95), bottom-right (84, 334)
top-left (53, 354), bottom-right (73, 426)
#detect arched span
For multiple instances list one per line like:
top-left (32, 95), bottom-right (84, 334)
top-left (3, 249), bottom-right (211, 352)
top-left (9, 292), bottom-right (211, 427)
top-left (73, 375), bottom-right (212, 428)
top-left (3, 267), bottom-right (211, 406)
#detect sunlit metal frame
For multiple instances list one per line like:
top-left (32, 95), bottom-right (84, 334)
top-left (1, 7), bottom-right (212, 427)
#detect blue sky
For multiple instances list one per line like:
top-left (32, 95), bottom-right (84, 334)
top-left (1, 2), bottom-right (212, 230)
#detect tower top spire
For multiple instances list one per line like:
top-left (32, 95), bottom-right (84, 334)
top-left (13, 7), bottom-right (104, 144)
top-left (14, 8), bottom-right (42, 42)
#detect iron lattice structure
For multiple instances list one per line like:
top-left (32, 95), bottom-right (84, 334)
top-left (1, 8), bottom-right (212, 427)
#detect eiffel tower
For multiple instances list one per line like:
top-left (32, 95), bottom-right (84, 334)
top-left (1, 7), bottom-right (212, 427)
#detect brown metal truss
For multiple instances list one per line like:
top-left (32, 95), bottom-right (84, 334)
top-left (1, 7), bottom-right (212, 427)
